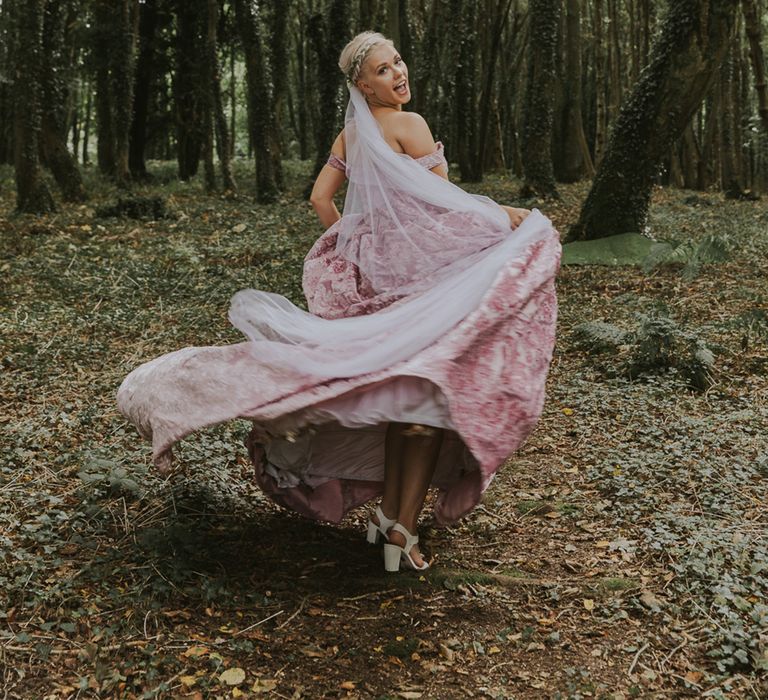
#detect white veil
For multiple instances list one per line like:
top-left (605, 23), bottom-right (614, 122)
top-left (227, 87), bottom-right (556, 378)
top-left (335, 87), bottom-right (513, 294)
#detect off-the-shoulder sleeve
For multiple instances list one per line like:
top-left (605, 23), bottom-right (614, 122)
top-left (326, 153), bottom-right (347, 175)
top-left (416, 141), bottom-right (448, 172)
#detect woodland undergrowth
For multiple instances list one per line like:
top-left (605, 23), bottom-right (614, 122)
top-left (1, 161), bottom-right (766, 699)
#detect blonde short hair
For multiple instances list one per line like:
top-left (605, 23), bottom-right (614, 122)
top-left (338, 31), bottom-right (394, 85)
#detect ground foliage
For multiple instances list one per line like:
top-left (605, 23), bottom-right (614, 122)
top-left (1, 161), bottom-right (767, 699)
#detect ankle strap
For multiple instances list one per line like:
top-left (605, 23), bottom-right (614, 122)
top-left (376, 506), bottom-right (396, 528)
top-left (391, 523), bottom-right (419, 547)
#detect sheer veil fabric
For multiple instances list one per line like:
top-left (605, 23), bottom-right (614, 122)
top-left (117, 85), bottom-right (562, 525)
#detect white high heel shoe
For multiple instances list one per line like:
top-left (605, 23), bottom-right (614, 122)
top-left (366, 505), bottom-right (397, 545)
top-left (383, 523), bottom-right (430, 572)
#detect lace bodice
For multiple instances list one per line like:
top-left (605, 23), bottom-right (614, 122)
top-left (327, 141), bottom-right (448, 176)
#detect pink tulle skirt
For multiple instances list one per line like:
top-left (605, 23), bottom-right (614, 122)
top-left (117, 209), bottom-right (561, 525)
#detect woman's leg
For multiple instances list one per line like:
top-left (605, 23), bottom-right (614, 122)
top-left (389, 424), bottom-right (444, 566)
top-left (379, 422), bottom-right (406, 521)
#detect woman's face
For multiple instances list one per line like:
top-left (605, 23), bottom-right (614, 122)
top-left (357, 44), bottom-right (410, 107)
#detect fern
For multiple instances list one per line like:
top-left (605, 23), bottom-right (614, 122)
top-left (572, 321), bottom-right (632, 352)
top-left (642, 233), bottom-right (731, 279)
top-left (576, 312), bottom-right (716, 391)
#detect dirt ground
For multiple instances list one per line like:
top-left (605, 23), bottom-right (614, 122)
top-left (1, 161), bottom-right (766, 699)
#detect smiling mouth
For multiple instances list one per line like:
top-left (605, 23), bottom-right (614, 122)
top-left (394, 80), bottom-right (408, 95)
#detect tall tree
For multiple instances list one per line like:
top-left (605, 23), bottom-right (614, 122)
top-left (742, 0), bottom-right (768, 135)
top-left (113, 0), bottom-right (140, 186)
top-left (205, 0), bottom-right (236, 191)
top-left (307, 0), bottom-right (348, 185)
top-left (173, 0), bottom-right (205, 180)
top-left (568, 0), bottom-right (740, 241)
top-left (92, 0), bottom-right (116, 175)
top-left (40, 0), bottom-right (87, 202)
top-left (0, 0), bottom-right (15, 165)
top-left (520, 0), bottom-right (561, 198)
top-left (234, 0), bottom-right (282, 202)
top-left (13, 0), bottom-right (56, 213)
top-left (129, 0), bottom-right (160, 179)
top-left (557, 0), bottom-right (594, 181)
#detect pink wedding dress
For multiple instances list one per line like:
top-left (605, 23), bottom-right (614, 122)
top-left (117, 88), bottom-right (561, 526)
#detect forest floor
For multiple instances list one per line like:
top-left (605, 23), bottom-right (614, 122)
top-left (1, 160), bottom-right (767, 700)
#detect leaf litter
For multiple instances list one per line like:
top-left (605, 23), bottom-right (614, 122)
top-left (0, 162), bottom-right (766, 698)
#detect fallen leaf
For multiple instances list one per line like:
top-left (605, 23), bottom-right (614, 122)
top-left (183, 645), bottom-right (209, 658)
top-left (398, 693), bottom-right (423, 699)
top-left (301, 646), bottom-right (325, 658)
top-left (220, 668), bottom-right (246, 686)
top-left (562, 407), bottom-right (574, 416)
top-left (684, 671), bottom-right (703, 685)
top-left (639, 590), bottom-right (662, 612)
top-left (595, 540), bottom-right (611, 548)
top-left (340, 681), bottom-right (356, 690)
top-left (583, 598), bottom-right (595, 611)
top-left (233, 689), bottom-right (244, 698)
top-left (252, 678), bottom-right (278, 694)
top-left (180, 676), bottom-right (197, 687)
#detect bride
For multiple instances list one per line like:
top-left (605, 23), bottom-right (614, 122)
top-left (117, 31), bottom-right (561, 573)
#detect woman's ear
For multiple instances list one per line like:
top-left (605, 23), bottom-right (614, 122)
top-left (356, 79), bottom-right (374, 96)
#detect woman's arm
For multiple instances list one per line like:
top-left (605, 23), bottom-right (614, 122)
top-left (310, 131), bottom-right (347, 228)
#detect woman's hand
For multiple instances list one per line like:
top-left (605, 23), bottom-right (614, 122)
top-left (502, 206), bottom-right (531, 230)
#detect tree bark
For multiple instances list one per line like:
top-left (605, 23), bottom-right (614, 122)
top-left (520, 0), bottom-right (560, 198)
top-left (93, 0), bottom-right (116, 176)
top-left (112, 0), bottom-right (139, 188)
top-left (267, 0), bottom-right (291, 189)
top-left (720, 37), bottom-right (743, 197)
top-left (0, 0), bottom-right (16, 165)
top-left (559, 0), bottom-right (594, 181)
top-left (206, 0), bottom-right (236, 191)
top-left (307, 0), bottom-right (348, 186)
top-left (40, 0), bottom-right (87, 202)
top-left (234, 0), bottom-right (281, 202)
top-left (13, 0), bottom-right (56, 213)
top-left (129, 0), bottom-right (159, 179)
top-left (568, 0), bottom-right (739, 241)
top-left (742, 0), bottom-right (768, 135)
top-left (174, 0), bottom-right (205, 180)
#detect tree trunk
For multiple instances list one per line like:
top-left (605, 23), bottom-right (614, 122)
top-left (559, 0), bottom-right (594, 181)
top-left (129, 0), bottom-right (159, 179)
top-left (520, 0), bottom-right (560, 198)
top-left (307, 0), bottom-right (348, 186)
top-left (207, 0), bottom-right (236, 191)
top-left (476, 0), bottom-right (513, 179)
top-left (82, 79), bottom-right (91, 165)
top-left (294, 9), bottom-right (310, 160)
top-left (568, 0), bottom-right (739, 241)
top-left (174, 0), bottom-right (205, 180)
top-left (742, 0), bottom-right (768, 135)
top-left (0, 0), bottom-right (16, 165)
top-left (112, 0), bottom-right (139, 188)
top-left (40, 0), bottom-right (86, 202)
top-left (720, 38), bottom-right (743, 197)
top-left (13, 0), bottom-right (56, 213)
top-left (454, 0), bottom-right (480, 181)
top-left (592, 0), bottom-right (607, 165)
top-left (385, 0), bottom-right (399, 47)
top-left (267, 0), bottom-right (291, 189)
top-left (93, 0), bottom-right (116, 176)
top-left (234, 0), bottom-right (281, 202)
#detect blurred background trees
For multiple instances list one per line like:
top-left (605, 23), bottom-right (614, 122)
top-left (1, 0), bottom-right (766, 235)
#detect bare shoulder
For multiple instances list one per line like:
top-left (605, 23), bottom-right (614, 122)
top-left (390, 111), bottom-right (437, 159)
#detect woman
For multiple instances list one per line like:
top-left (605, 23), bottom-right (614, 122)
top-left (117, 32), bottom-right (561, 573)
